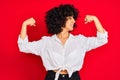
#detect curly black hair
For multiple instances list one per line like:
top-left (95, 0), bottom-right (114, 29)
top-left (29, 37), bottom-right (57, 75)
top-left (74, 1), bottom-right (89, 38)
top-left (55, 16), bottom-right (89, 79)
top-left (45, 4), bottom-right (79, 34)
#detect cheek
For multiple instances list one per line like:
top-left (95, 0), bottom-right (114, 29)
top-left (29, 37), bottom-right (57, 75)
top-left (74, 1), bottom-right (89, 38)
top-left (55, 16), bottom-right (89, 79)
top-left (65, 21), bottom-right (70, 27)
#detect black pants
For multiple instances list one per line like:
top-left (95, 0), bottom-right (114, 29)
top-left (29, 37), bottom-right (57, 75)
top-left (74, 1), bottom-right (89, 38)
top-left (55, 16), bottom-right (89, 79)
top-left (45, 70), bottom-right (80, 80)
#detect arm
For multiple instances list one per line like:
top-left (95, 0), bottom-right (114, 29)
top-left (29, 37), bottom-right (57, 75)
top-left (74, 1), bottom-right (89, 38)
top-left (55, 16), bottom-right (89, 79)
top-left (18, 18), bottom-right (44, 56)
top-left (83, 15), bottom-right (108, 51)
top-left (20, 17), bottom-right (36, 40)
top-left (85, 15), bottom-right (105, 33)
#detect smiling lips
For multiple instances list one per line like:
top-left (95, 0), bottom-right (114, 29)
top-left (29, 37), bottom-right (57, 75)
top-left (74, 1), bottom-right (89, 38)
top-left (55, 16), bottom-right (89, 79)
top-left (70, 23), bottom-right (74, 27)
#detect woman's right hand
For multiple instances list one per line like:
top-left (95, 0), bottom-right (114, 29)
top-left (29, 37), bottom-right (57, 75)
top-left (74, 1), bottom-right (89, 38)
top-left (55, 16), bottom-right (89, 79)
top-left (20, 17), bottom-right (36, 40)
top-left (23, 17), bottom-right (36, 26)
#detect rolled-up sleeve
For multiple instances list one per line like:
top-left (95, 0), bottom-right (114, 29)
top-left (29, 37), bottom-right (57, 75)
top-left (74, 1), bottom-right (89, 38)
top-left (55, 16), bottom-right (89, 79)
top-left (84, 31), bottom-right (108, 52)
top-left (17, 35), bottom-right (45, 56)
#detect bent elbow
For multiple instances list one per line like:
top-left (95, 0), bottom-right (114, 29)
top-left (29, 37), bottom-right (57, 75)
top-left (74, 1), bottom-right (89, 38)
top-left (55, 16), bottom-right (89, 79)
top-left (102, 38), bottom-right (108, 45)
top-left (18, 45), bottom-right (29, 53)
top-left (18, 46), bottom-right (25, 53)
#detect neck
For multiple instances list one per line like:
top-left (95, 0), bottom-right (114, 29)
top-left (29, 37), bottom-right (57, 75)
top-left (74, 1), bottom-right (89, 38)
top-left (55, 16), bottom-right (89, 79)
top-left (57, 31), bottom-right (69, 39)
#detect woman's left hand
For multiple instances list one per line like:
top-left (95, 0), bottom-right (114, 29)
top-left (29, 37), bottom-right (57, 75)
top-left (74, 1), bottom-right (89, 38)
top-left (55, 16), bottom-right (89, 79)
top-left (84, 15), bottom-right (105, 33)
top-left (84, 15), bottom-right (97, 24)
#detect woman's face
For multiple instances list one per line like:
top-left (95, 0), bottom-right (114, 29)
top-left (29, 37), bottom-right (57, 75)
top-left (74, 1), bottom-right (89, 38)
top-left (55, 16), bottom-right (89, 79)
top-left (63, 16), bottom-right (75, 32)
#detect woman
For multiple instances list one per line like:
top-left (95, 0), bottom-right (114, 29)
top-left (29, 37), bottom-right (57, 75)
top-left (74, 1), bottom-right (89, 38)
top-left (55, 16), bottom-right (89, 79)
top-left (18, 4), bottom-right (108, 80)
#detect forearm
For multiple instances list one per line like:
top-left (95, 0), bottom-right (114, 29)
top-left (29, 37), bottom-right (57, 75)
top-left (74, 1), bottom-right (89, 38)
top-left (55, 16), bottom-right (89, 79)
top-left (20, 23), bottom-right (27, 40)
top-left (19, 17), bottom-right (35, 40)
top-left (93, 17), bottom-right (105, 33)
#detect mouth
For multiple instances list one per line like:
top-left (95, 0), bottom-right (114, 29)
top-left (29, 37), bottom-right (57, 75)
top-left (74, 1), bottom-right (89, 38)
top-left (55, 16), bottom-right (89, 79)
top-left (70, 24), bottom-right (74, 27)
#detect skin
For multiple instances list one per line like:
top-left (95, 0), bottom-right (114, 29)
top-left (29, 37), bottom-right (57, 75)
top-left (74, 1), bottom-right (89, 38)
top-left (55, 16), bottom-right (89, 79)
top-left (20, 17), bottom-right (36, 39)
top-left (56, 15), bottom-right (105, 45)
top-left (19, 15), bottom-right (106, 74)
top-left (20, 15), bottom-right (105, 45)
top-left (57, 16), bottom-right (75, 45)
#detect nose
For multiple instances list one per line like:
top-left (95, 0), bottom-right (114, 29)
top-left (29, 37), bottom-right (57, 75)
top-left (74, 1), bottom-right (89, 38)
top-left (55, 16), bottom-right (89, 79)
top-left (72, 18), bottom-right (75, 23)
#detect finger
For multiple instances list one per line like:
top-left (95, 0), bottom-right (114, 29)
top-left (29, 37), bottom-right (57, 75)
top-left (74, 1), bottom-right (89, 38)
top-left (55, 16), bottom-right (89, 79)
top-left (30, 17), bottom-right (34, 20)
top-left (29, 22), bottom-right (36, 26)
top-left (31, 19), bottom-right (36, 25)
top-left (84, 21), bottom-right (88, 24)
top-left (84, 18), bottom-right (88, 22)
top-left (33, 24), bottom-right (36, 26)
top-left (30, 17), bottom-right (36, 22)
top-left (84, 19), bottom-right (88, 24)
top-left (85, 18), bottom-right (87, 21)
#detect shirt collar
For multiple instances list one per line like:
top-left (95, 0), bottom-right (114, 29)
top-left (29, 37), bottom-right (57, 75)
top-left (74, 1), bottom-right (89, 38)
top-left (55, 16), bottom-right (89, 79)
top-left (52, 33), bottom-right (75, 41)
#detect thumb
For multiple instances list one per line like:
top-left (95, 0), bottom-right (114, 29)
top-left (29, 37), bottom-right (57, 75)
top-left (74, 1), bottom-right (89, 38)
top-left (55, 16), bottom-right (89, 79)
top-left (84, 21), bottom-right (88, 24)
top-left (33, 24), bottom-right (36, 26)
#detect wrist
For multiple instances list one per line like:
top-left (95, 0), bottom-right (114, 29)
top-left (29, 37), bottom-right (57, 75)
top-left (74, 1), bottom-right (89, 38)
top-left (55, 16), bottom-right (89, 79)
top-left (93, 16), bottom-right (100, 24)
top-left (93, 16), bottom-right (98, 21)
top-left (22, 22), bottom-right (28, 26)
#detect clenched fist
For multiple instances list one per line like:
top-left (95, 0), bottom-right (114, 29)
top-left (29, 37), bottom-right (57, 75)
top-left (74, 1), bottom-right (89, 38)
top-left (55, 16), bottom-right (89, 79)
top-left (84, 15), bottom-right (98, 24)
top-left (23, 17), bottom-right (36, 26)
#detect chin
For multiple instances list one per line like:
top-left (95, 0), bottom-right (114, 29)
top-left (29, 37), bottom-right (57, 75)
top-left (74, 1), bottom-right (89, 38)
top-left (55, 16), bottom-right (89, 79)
top-left (69, 28), bottom-right (73, 31)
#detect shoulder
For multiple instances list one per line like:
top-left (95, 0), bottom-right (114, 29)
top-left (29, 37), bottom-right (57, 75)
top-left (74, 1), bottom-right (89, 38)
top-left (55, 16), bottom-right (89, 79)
top-left (71, 34), bottom-right (90, 44)
top-left (41, 35), bottom-right (53, 40)
top-left (73, 34), bottom-right (87, 40)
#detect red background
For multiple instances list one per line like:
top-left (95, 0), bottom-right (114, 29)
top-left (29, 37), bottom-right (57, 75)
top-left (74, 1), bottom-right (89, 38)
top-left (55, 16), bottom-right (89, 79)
top-left (0, 0), bottom-right (120, 80)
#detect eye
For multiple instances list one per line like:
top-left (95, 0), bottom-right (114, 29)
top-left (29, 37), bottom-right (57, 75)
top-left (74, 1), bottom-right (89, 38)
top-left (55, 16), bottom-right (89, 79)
top-left (69, 17), bottom-right (72, 20)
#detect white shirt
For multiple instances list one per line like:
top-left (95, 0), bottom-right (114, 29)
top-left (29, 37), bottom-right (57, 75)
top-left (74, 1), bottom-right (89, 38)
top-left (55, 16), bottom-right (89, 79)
top-left (18, 31), bottom-right (108, 80)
